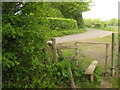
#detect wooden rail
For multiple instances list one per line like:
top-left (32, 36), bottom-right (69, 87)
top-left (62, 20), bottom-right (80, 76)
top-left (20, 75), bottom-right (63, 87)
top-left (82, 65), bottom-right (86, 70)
top-left (76, 41), bottom-right (110, 45)
top-left (56, 45), bottom-right (77, 49)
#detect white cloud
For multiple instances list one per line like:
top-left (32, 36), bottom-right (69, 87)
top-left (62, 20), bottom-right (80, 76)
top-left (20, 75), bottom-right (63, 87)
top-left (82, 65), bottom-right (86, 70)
top-left (83, 0), bottom-right (119, 20)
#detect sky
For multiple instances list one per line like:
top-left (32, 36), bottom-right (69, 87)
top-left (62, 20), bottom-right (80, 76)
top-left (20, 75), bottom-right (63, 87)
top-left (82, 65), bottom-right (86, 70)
top-left (82, 0), bottom-right (120, 21)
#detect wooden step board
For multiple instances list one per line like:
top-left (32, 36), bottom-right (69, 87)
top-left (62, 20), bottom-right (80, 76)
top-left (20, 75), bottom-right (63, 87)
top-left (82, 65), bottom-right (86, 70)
top-left (84, 60), bottom-right (98, 82)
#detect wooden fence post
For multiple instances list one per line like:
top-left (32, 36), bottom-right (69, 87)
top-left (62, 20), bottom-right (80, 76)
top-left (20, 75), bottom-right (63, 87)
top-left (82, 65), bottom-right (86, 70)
top-left (118, 37), bottom-right (120, 77)
top-left (52, 38), bottom-right (57, 62)
top-left (105, 44), bottom-right (109, 72)
top-left (67, 67), bottom-right (76, 88)
top-left (111, 33), bottom-right (115, 76)
top-left (75, 42), bottom-right (79, 66)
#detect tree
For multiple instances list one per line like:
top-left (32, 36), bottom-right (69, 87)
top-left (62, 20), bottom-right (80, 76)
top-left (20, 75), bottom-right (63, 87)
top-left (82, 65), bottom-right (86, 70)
top-left (84, 18), bottom-right (93, 27)
top-left (51, 2), bottom-right (91, 28)
top-left (109, 18), bottom-right (118, 26)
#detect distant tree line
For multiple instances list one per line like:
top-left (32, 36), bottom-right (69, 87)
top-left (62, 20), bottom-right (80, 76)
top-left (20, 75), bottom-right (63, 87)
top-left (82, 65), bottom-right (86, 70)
top-left (84, 18), bottom-right (118, 28)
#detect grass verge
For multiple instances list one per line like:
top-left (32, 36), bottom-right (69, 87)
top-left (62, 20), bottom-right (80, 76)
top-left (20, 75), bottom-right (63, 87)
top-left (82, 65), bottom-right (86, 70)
top-left (90, 26), bottom-right (118, 32)
top-left (51, 28), bottom-right (87, 37)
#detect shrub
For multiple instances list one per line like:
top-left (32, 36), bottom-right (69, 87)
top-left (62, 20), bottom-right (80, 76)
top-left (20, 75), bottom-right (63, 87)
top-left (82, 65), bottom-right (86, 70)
top-left (47, 17), bottom-right (78, 30)
top-left (2, 16), bottom-right (50, 88)
top-left (94, 23), bottom-right (102, 27)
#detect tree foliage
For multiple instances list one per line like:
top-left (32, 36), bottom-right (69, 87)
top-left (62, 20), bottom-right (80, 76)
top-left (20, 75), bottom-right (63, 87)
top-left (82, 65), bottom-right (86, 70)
top-left (51, 2), bottom-right (91, 28)
top-left (84, 18), bottom-right (118, 28)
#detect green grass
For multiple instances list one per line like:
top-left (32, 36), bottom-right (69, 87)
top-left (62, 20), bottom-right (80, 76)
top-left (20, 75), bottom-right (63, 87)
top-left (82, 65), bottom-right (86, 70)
top-left (51, 28), bottom-right (86, 37)
top-left (83, 35), bottom-right (119, 88)
top-left (110, 77), bottom-right (119, 88)
top-left (90, 26), bottom-right (118, 32)
top-left (58, 33), bottom-right (119, 88)
top-left (55, 26), bottom-right (119, 88)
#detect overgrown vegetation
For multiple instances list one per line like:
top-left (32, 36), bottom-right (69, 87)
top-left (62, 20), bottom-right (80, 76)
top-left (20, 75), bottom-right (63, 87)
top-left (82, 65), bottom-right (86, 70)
top-left (2, 1), bottom-right (92, 88)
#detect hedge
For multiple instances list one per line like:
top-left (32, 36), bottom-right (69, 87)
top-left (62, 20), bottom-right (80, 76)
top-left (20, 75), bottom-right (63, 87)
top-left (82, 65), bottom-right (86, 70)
top-left (2, 15), bottom-right (50, 88)
top-left (47, 17), bottom-right (78, 30)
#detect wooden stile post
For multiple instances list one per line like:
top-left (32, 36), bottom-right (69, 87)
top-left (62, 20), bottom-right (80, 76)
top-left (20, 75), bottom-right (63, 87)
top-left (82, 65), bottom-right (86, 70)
top-left (105, 44), bottom-right (109, 72)
top-left (52, 38), bottom-right (57, 62)
top-left (118, 37), bottom-right (120, 77)
top-left (67, 67), bottom-right (76, 88)
top-left (75, 42), bottom-right (79, 66)
top-left (111, 33), bottom-right (116, 76)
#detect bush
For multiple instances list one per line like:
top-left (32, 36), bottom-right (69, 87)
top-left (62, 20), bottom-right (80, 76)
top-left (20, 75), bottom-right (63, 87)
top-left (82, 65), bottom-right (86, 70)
top-left (2, 16), bottom-right (50, 87)
top-left (47, 17), bottom-right (78, 30)
top-left (94, 23), bottom-right (102, 27)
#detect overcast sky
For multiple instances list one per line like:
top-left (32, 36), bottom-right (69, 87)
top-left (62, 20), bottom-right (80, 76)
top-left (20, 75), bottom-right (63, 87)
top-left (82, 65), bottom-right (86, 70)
top-left (83, 0), bottom-right (120, 21)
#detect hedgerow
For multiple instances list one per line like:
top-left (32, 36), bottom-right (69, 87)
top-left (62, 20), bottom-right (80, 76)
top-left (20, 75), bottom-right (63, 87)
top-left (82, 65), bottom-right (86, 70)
top-left (47, 17), bottom-right (78, 30)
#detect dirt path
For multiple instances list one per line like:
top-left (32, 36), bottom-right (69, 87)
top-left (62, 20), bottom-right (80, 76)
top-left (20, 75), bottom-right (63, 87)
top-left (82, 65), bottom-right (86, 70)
top-left (55, 28), bottom-right (112, 43)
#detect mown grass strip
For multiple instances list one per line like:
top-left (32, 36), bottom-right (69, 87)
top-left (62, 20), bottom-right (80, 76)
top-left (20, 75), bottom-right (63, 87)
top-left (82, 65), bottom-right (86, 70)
top-left (51, 28), bottom-right (87, 37)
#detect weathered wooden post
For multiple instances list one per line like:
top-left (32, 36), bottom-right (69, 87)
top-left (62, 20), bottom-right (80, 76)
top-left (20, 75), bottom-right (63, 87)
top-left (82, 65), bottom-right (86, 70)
top-left (111, 33), bottom-right (116, 76)
top-left (105, 44), bottom-right (109, 72)
top-left (75, 42), bottom-right (79, 66)
top-left (52, 38), bottom-right (57, 62)
top-left (118, 37), bottom-right (120, 77)
top-left (67, 67), bottom-right (76, 88)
